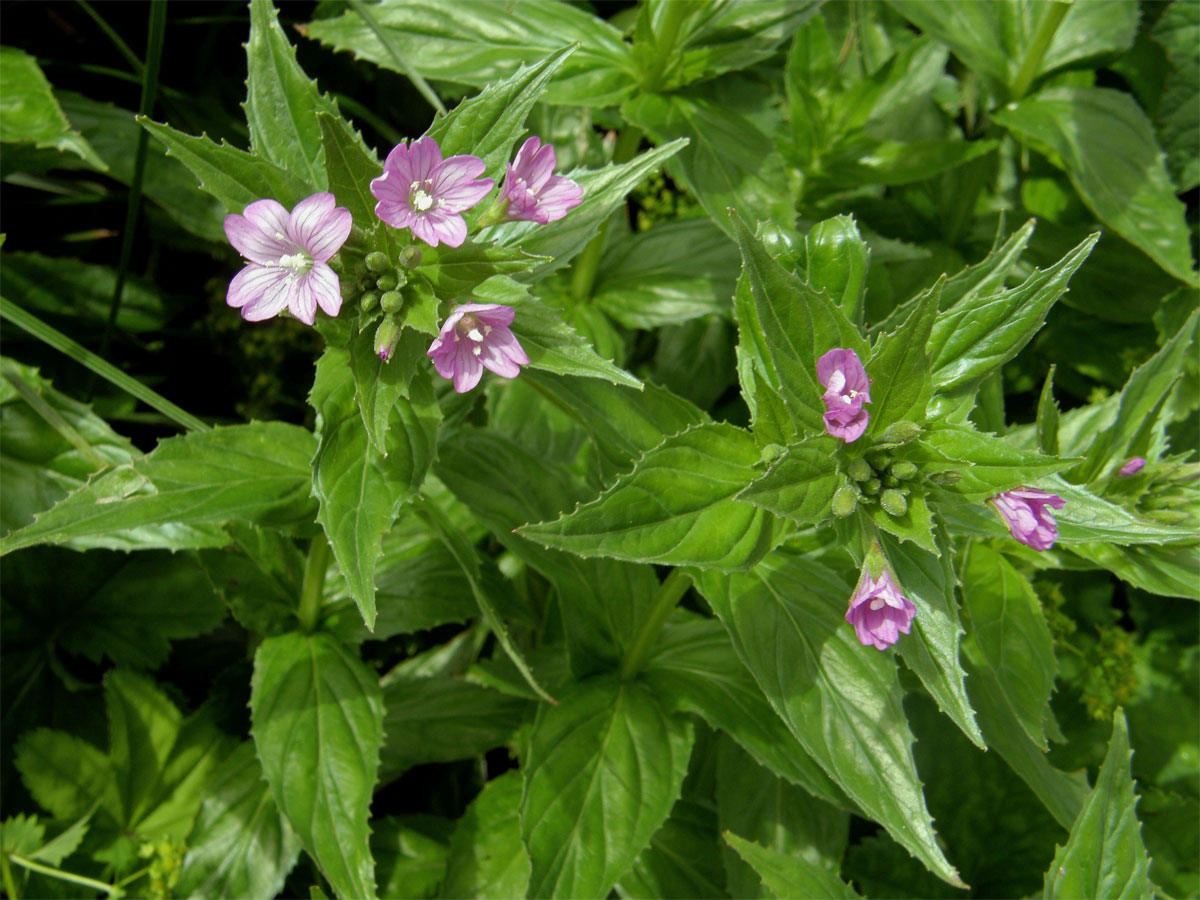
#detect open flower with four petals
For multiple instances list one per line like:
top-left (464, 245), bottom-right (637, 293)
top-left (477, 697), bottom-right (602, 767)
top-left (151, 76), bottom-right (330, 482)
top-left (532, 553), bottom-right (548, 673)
top-left (427, 303), bottom-right (529, 393)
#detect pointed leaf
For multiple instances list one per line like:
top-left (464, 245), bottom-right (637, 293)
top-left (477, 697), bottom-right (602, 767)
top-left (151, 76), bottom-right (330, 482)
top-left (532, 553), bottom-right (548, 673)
top-left (1037, 365), bottom-right (1060, 456)
top-left (725, 832), bottom-right (861, 900)
top-left (0, 47), bottom-right (104, 167)
top-left (440, 772), bottom-right (530, 900)
top-left (736, 437), bottom-right (843, 527)
top-left (318, 111), bottom-right (381, 227)
top-left (867, 279), bottom-right (938, 430)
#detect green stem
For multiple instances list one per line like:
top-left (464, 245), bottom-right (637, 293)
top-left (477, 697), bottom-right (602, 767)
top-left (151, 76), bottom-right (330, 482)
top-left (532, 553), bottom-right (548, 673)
top-left (297, 533), bottom-right (332, 633)
top-left (1009, 1), bottom-right (1071, 101)
top-left (2, 851), bottom-right (20, 900)
top-left (97, 0), bottom-right (167, 370)
top-left (0, 297), bottom-right (209, 432)
top-left (348, 0), bottom-right (445, 115)
top-left (640, 1), bottom-right (690, 92)
top-left (7, 854), bottom-right (123, 898)
top-left (4, 373), bottom-right (109, 468)
top-left (76, 0), bottom-right (144, 75)
top-left (568, 126), bottom-right (643, 302)
top-left (620, 569), bottom-right (691, 681)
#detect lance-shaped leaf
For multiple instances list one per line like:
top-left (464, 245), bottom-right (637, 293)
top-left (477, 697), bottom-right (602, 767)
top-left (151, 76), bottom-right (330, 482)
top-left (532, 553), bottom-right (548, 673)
top-left (0, 46), bottom-right (104, 167)
top-left (866, 279), bottom-right (938, 431)
top-left (177, 741), bottom-right (302, 900)
top-left (245, 0), bottom-right (354, 187)
top-left (520, 422), bottom-right (779, 570)
top-left (251, 632), bottom-right (383, 900)
top-left (882, 532), bottom-right (984, 750)
top-left (730, 210), bottom-right (868, 437)
top-left (927, 233), bottom-right (1098, 414)
top-left (440, 771), bottom-right (530, 899)
top-left (305, 0), bottom-right (637, 107)
top-left (693, 549), bottom-right (964, 887)
top-left (311, 348), bottom-right (435, 629)
top-left (1, 422), bottom-right (317, 555)
top-left (1070, 541), bottom-right (1200, 601)
top-left (521, 677), bottom-right (694, 899)
top-left (724, 832), bottom-right (861, 900)
top-left (994, 87), bottom-right (1193, 282)
top-left (961, 544), bottom-right (1056, 751)
top-left (140, 119), bottom-right (313, 213)
top-left (428, 45), bottom-right (575, 177)
top-left (1037, 365), bottom-right (1060, 456)
top-left (617, 798), bottom-right (726, 900)
top-left (805, 215), bottom-right (869, 325)
top-left (417, 244), bottom-right (546, 299)
top-left (1044, 711), bottom-right (1151, 899)
top-left (318, 111), bottom-right (380, 227)
top-left (736, 437), bottom-right (843, 527)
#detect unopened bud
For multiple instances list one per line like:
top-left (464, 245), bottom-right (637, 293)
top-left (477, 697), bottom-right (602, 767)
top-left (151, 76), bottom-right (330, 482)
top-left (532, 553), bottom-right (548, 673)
top-left (862, 478), bottom-right (881, 496)
top-left (880, 421), bottom-right (923, 445)
top-left (360, 291), bottom-right (379, 312)
top-left (882, 472), bottom-right (899, 488)
top-left (398, 244), bottom-right (423, 268)
top-left (865, 451), bottom-right (891, 471)
top-left (891, 461), bottom-right (918, 480)
top-left (373, 317), bottom-right (401, 362)
top-left (832, 483), bottom-right (859, 517)
top-left (929, 470), bottom-right (962, 486)
top-left (376, 273), bottom-right (398, 291)
top-left (380, 290), bottom-right (403, 314)
top-left (848, 457), bottom-right (873, 482)
top-left (759, 443), bottom-right (785, 465)
top-left (365, 251), bottom-right (389, 272)
top-left (880, 489), bottom-right (908, 517)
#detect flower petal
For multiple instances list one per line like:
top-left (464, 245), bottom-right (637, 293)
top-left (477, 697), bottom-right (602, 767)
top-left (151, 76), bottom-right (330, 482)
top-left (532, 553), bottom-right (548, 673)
top-left (225, 201), bottom-right (293, 265)
top-left (241, 274), bottom-right (295, 321)
top-left (303, 262), bottom-right (343, 318)
top-left (227, 264), bottom-right (286, 309)
top-left (407, 137), bottom-right (443, 182)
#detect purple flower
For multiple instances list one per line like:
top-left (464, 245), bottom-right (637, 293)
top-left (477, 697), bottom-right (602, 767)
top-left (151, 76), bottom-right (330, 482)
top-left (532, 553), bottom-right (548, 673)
top-left (846, 566), bottom-right (916, 651)
top-left (1118, 457), bottom-right (1146, 476)
top-left (371, 137), bottom-right (493, 248)
top-left (818, 348), bottom-right (871, 442)
top-left (427, 303), bottom-right (529, 393)
top-left (990, 488), bottom-right (1066, 551)
top-left (223, 193), bottom-right (352, 325)
top-left (499, 137), bottom-right (583, 224)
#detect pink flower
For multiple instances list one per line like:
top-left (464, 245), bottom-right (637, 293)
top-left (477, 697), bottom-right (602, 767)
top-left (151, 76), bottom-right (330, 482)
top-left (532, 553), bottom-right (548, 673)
top-left (990, 488), bottom-right (1065, 551)
top-left (846, 566), bottom-right (916, 650)
top-left (499, 137), bottom-right (583, 224)
top-left (371, 137), bottom-right (493, 248)
top-left (427, 303), bottom-right (529, 393)
top-left (223, 193), bottom-right (351, 325)
top-left (1118, 457), bottom-right (1146, 476)
top-left (817, 348), bottom-right (871, 442)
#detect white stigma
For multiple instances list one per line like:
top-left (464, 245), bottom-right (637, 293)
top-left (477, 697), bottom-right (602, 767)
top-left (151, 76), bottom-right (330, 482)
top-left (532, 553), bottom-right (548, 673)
top-left (472, 346), bottom-right (482, 356)
top-left (466, 328), bottom-right (484, 343)
top-left (278, 252), bottom-right (311, 274)
top-left (411, 189), bottom-right (434, 212)
top-left (869, 598), bottom-right (886, 610)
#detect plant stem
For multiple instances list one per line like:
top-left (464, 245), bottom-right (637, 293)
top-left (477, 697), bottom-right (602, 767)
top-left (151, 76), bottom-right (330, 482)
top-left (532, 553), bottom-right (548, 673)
top-left (7, 854), bottom-right (123, 898)
top-left (97, 0), bottom-right (167, 370)
top-left (2, 851), bottom-right (20, 900)
top-left (348, 0), bottom-right (445, 115)
top-left (620, 569), bottom-right (691, 681)
top-left (297, 533), bottom-right (332, 633)
top-left (568, 125), bottom-right (643, 302)
top-left (76, 0), bottom-right (144, 75)
top-left (641, 0), bottom-right (690, 92)
top-left (1009, 1), bottom-right (1071, 101)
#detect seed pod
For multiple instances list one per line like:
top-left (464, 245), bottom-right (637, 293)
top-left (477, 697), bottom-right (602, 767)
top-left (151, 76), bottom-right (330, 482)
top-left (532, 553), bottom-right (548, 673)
top-left (365, 251), bottom-right (389, 272)
top-left (832, 483), bottom-right (859, 517)
top-left (380, 290), bottom-right (403, 314)
top-left (880, 489), bottom-right (908, 517)
top-left (848, 457), bottom-right (873, 482)
top-left (891, 461), bottom-right (918, 480)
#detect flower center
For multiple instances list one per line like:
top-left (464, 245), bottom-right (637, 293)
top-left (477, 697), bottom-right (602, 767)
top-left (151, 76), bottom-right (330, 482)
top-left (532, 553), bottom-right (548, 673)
top-left (453, 314), bottom-right (494, 356)
top-left (869, 598), bottom-right (886, 611)
top-left (278, 252), bottom-right (312, 277)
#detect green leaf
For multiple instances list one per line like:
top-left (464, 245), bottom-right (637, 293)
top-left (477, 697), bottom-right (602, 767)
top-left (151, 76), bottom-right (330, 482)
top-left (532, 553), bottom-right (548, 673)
top-left (730, 210), bottom-right (868, 437)
top-left (15, 729), bottom-right (118, 826)
top-left (867, 278), bottom-right (938, 432)
top-left (868, 490), bottom-right (939, 555)
top-left (1, 422), bottom-right (316, 555)
top-left (1069, 541), bottom-right (1200, 601)
top-left (716, 737), bottom-right (850, 899)
top-left (882, 533), bottom-right (984, 750)
top-left (440, 772), bottom-right (530, 900)
top-left (311, 347), bottom-right (433, 629)
top-left (1037, 366), bottom-right (1060, 456)
top-left (177, 741), bottom-right (302, 900)
top-left (373, 816), bottom-right (453, 900)
top-left (817, 139), bottom-right (998, 191)
top-left (379, 675), bottom-right (529, 780)
top-left (725, 832), bottom-right (861, 900)
top-left (418, 244), bottom-right (546, 300)
top-left (306, 0), bottom-right (636, 107)
top-left (29, 811), bottom-right (91, 866)
top-left (0, 815), bottom-right (44, 857)
top-left (961, 544), bottom-right (1056, 750)
top-left (736, 437), bottom-right (843, 527)
top-left (1154, 1), bottom-right (1200, 192)
top-left (140, 118), bottom-right (314, 213)
top-left (904, 423), bottom-right (1072, 500)
top-left (805, 215), bottom-right (869, 326)
top-left (474, 276), bottom-right (641, 388)
top-left (1044, 711), bottom-right (1151, 899)
top-left (994, 87), bottom-right (1194, 282)
top-left (593, 219), bottom-right (739, 328)
top-left (927, 232), bottom-right (1099, 410)
top-left (492, 141), bottom-right (687, 276)
top-left (622, 86), bottom-right (792, 238)
top-left (0, 46), bottom-right (104, 167)
top-left (251, 631), bottom-right (384, 900)
top-left (318, 111), bottom-right (381, 227)
top-left (644, 612), bottom-right (849, 809)
top-left (427, 45), bottom-right (575, 178)
top-left (521, 677), bottom-right (694, 899)
top-left (692, 549), bottom-right (964, 887)
top-left (520, 422), bottom-right (779, 570)
top-left (618, 798), bottom-right (726, 899)
top-left (245, 0), bottom-right (348, 187)
top-left (669, 1), bottom-right (822, 86)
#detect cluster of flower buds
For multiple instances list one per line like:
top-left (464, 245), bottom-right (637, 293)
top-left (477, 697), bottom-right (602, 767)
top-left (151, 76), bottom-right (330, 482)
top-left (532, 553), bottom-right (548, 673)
top-left (833, 444), bottom-right (923, 520)
top-left (222, 135), bottom-right (583, 392)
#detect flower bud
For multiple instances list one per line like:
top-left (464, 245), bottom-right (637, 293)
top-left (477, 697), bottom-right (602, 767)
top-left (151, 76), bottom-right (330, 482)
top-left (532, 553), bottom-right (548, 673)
top-left (880, 421), bottom-right (923, 445)
top-left (880, 489), bottom-right (908, 517)
top-left (398, 244), bottom-right (423, 268)
top-left (373, 317), bottom-right (401, 362)
top-left (848, 457), bottom-right (873, 482)
top-left (862, 478), bottom-right (881, 496)
top-left (365, 251), bottom-right (389, 272)
top-left (865, 451), bottom-right (891, 471)
top-left (882, 472), bottom-right (900, 488)
top-left (380, 291), bottom-right (403, 314)
top-left (891, 461), bottom-right (918, 480)
top-left (376, 273), bottom-right (398, 291)
top-left (832, 483), bottom-right (859, 517)
top-left (360, 291), bottom-right (379, 312)
top-left (759, 443), bottom-right (785, 465)
top-left (929, 470), bottom-right (962, 486)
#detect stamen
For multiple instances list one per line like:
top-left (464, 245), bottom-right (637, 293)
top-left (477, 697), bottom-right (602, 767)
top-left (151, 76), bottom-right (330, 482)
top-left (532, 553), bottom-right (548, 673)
top-left (869, 598), bottom-right (885, 610)
top-left (467, 328), bottom-right (484, 342)
top-left (472, 346), bottom-right (482, 356)
top-left (411, 188), bottom-right (434, 212)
